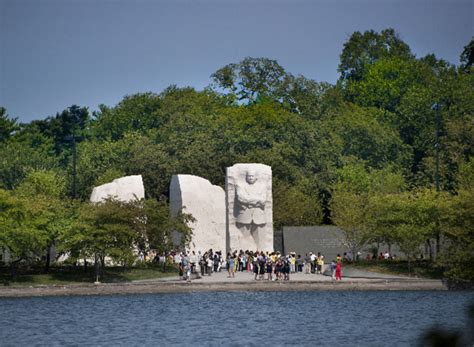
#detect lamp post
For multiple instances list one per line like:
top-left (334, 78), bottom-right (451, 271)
top-left (432, 103), bottom-right (441, 193)
top-left (431, 102), bottom-right (441, 257)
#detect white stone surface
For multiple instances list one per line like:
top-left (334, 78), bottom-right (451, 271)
top-left (170, 174), bottom-right (226, 253)
top-left (90, 175), bottom-right (145, 203)
top-left (226, 164), bottom-right (273, 252)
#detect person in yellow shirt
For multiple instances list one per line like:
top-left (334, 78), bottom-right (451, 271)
top-left (290, 253), bottom-right (296, 273)
top-left (317, 255), bottom-right (324, 274)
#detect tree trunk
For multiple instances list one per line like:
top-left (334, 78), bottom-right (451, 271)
top-left (435, 232), bottom-right (440, 261)
top-left (83, 259), bottom-right (88, 272)
top-left (407, 256), bottom-right (411, 277)
top-left (10, 261), bottom-right (17, 278)
top-left (94, 254), bottom-right (99, 282)
top-left (426, 239), bottom-right (433, 261)
top-left (376, 242), bottom-right (380, 262)
top-left (100, 255), bottom-right (105, 279)
top-left (44, 245), bottom-right (51, 273)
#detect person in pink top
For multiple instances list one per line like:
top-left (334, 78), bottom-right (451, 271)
top-left (335, 261), bottom-right (342, 281)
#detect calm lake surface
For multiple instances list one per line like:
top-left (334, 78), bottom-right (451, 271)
top-left (1, 291), bottom-right (473, 346)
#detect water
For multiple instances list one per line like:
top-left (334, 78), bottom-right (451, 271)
top-left (0, 291), bottom-right (473, 346)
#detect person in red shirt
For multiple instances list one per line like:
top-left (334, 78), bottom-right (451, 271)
top-left (335, 261), bottom-right (342, 281)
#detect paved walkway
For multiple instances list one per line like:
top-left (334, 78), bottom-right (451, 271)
top-left (135, 267), bottom-right (417, 284)
top-left (0, 267), bottom-right (446, 298)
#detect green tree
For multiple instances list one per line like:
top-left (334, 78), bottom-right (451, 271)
top-left (211, 57), bottom-right (289, 104)
top-left (338, 28), bottom-right (413, 82)
top-left (15, 170), bottom-right (70, 272)
top-left (346, 57), bottom-right (420, 113)
top-left (330, 163), bottom-right (406, 260)
top-left (29, 105), bottom-right (89, 155)
top-left (0, 107), bottom-right (18, 143)
top-left (438, 160), bottom-right (474, 281)
top-left (0, 128), bottom-right (58, 190)
top-left (272, 179), bottom-right (323, 231)
top-left (460, 37), bottom-right (474, 71)
top-left (92, 93), bottom-right (162, 140)
top-left (0, 189), bottom-right (48, 275)
top-left (330, 163), bottom-right (373, 260)
top-left (62, 198), bottom-right (145, 279)
top-left (369, 189), bottom-right (440, 273)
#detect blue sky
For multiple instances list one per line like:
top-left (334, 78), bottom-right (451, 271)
top-left (1, 0), bottom-right (472, 123)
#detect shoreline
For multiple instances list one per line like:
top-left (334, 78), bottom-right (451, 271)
top-left (0, 278), bottom-right (448, 298)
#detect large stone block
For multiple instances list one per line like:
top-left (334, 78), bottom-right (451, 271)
top-left (90, 175), bottom-right (145, 203)
top-left (170, 174), bottom-right (226, 253)
top-left (226, 163), bottom-right (273, 253)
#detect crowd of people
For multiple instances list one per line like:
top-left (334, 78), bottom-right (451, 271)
top-left (160, 249), bottom-right (346, 282)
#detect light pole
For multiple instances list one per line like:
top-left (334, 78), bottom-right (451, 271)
top-left (432, 103), bottom-right (441, 193)
top-left (432, 102), bottom-right (441, 257)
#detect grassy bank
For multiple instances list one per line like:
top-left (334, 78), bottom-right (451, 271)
top-left (345, 260), bottom-right (444, 279)
top-left (0, 264), bottom-right (178, 287)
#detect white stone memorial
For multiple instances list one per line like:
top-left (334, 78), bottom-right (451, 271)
top-left (226, 163), bottom-right (273, 252)
top-left (90, 175), bottom-right (145, 203)
top-left (170, 174), bottom-right (226, 253)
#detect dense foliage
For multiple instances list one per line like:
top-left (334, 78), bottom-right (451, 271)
top-left (0, 29), bottom-right (472, 280)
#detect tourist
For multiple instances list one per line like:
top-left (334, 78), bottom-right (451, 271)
top-left (275, 258), bottom-right (283, 280)
top-left (253, 256), bottom-right (259, 280)
top-left (266, 259), bottom-right (273, 281)
top-left (283, 257), bottom-right (290, 280)
top-left (190, 251), bottom-right (198, 273)
top-left (228, 255), bottom-right (235, 278)
top-left (258, 254), bottom-right (266, 280)
top-left (181, 253), bottom-right (191, 282)
top-left (335, 260), bottom-right (342, 281)
top-left (207, 256), bottom-right (213, 275)
top-left (199, 255), bottom-right (206, 276)
top-left (304, 253), bottom-right (311, 274)
top-left (310, 252), bottom-right (317, 273)
top-left (174, 252), bottom-right (182, 265)
top-left (296, 254), bottom-right (303, 272)
top-left (213, 254), bottom-right (220, 272)
top-left (317, 255), bottom-right (324, 275)
top-left (290, 253), bottom-right (296, 273)
top-left (330, 260), bottom-right (336, 280)
top-left (219, 254), bottom-right (225, 272)
top-left (241, 253), bottom-right (247, 272)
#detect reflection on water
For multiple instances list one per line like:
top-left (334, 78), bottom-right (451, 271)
top-left (0, 291), bottom-right (473, 346)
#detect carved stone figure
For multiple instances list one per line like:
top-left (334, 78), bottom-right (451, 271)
top-left (235, 169), bottom-right (267, 226)
top-left (90, 175), bottom-right (145, 203)
top-left (170, 174), bottom-right (226, 253)
top-left (226, 164), bottom-right (273, 252)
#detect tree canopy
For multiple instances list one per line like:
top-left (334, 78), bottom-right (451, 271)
top-left (0, 28), bottom-right (472, 280)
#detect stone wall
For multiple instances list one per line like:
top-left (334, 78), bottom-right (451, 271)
top-left (283, 226), bottom-right (416, 260)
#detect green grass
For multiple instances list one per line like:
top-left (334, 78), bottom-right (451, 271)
top-left (345, 259), bottom-right (444, 279)
top-left (0, 264), bottom-right (178, 287)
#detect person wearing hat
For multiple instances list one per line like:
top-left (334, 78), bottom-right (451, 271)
top-left (310, 252), bottom-right (317, 273)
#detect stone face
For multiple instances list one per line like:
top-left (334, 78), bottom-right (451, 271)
top-left (226, 163), bottom-right (273, 252)
top-left (170, 174), bottom-right (226, 253)
top-left (90, 175), bottom-right (145, 203)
